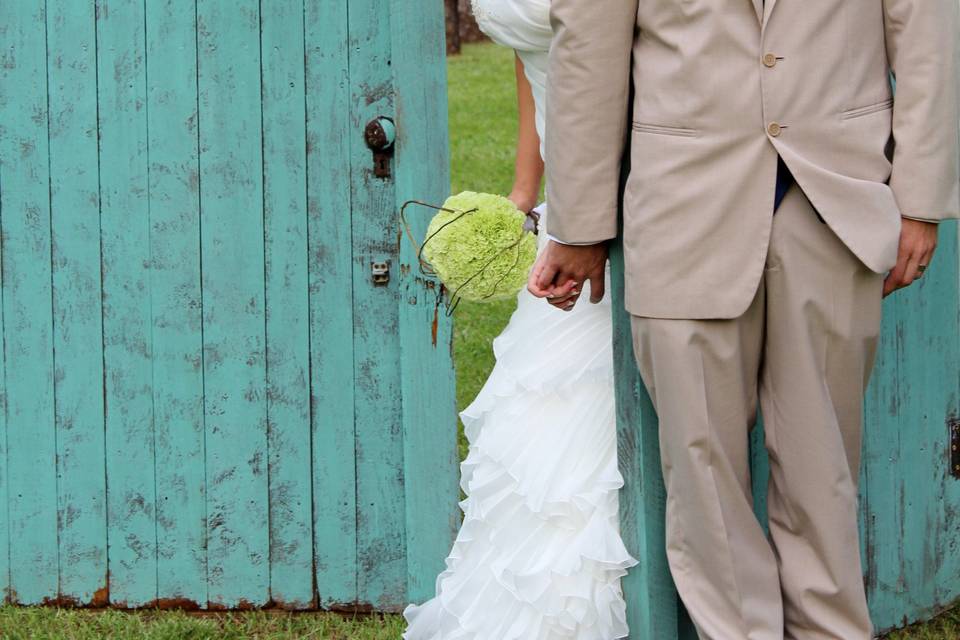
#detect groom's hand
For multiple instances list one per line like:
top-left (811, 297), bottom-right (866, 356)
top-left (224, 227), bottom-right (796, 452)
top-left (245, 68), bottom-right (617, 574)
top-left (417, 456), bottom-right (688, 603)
top-left (883, 217), bottom-right (938, 297)
top-left (527, 240), bottom-right (608, 311)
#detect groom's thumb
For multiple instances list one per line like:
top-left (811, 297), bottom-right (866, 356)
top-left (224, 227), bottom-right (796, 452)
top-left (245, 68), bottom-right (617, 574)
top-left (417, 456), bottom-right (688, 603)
top-left (589, 270), bottom-right (605, 303)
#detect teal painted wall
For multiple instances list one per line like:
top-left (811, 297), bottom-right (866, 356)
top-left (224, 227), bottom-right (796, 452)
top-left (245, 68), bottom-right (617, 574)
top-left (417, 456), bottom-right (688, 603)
top-left (0, 0), bottom-right (458, 611)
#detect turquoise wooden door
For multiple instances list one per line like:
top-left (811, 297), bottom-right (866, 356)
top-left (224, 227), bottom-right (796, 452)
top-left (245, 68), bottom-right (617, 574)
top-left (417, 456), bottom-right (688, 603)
top-left (611, 210), bottom-right (960, 634)
top-left (0, 0), bottom-right (458, 611)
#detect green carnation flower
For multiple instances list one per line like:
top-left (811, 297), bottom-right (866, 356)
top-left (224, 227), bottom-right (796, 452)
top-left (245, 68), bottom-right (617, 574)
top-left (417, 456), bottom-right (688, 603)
top-left (422, 191), bottom-right (538, 302)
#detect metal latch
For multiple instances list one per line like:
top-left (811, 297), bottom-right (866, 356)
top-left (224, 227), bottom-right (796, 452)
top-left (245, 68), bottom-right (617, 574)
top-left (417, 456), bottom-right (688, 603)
top-left (951, 418), bottom-right (960, 479)
top-left (371, 260), bottom-right (390, 285)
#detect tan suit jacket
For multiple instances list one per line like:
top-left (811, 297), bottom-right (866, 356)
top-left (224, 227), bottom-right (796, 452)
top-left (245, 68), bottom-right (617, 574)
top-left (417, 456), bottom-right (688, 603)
top-left (544, 0), bottom-right (960, 319)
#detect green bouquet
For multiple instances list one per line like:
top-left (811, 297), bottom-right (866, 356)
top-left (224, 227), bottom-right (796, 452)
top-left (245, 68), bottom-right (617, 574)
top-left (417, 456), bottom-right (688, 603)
top-left (416, 191), bottom-right (538, 304)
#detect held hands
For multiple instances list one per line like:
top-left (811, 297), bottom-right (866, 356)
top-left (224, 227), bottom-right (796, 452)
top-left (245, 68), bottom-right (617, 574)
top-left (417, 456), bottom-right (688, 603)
top-left (525, 215), bottom-right (936, 305)
top-left (527, 240), bottom-right (608, 311)
top-left (883, 217), bottom-right (939, 297)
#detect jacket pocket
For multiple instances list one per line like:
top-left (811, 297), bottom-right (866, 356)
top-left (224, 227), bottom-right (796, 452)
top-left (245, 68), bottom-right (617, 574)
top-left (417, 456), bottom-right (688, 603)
top-left (841, 97), bottom-right (893, 120)
top-left (631, 121), bottom-right (700, 137)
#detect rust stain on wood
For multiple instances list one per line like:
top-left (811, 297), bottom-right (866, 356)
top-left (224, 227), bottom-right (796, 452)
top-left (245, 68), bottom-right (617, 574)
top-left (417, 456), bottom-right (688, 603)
top-left (150, 597), bottom-right (203, 610)
top-left (91, 584), bottom-right (110, 607)
top-left (206, 598), bottom-right (259, 611)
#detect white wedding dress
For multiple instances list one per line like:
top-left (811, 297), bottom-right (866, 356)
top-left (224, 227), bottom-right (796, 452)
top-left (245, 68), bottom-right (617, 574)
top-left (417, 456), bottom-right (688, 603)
top-left (401, 1), bottom-right (638, 637)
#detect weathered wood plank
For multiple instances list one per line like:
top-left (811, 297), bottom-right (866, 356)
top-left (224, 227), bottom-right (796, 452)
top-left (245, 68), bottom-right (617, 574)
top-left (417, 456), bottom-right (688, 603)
top-left (347, 0), bottom-right (407, 610)
top-left (895, 222), bottom-right (960, 618)
top-left (0, 8), bottom-right (7, 586)
top-left (610, 240), bottom-right (682, 639)
top-left (196, 0), bottom-right (270, 608)
top-left (390, 0), bottom-right (460, 605)
top-left (862, 221), bottom-right (960, 632)
top-left (304, 0), bottom-right (358, 608)
top-left (96, 0), bottom-right (158, 606)
top-left (46, 0), bottom-right (108, 605)
top-left (862, 273), bottom-right (913, 629)
top-left (0, 0), bottom-right (60, 605)
top-left (260, 0), bottom-right (314, 609)
top-left (0, 149), bottom-right (6, 601)
top-left (748, 423), bottom-right (770, 536)
top-left (0, 199), bottom-right (6, 602)
top-left (934, 221), bottom-right (960, 610)
top-left (144, 0), bottom-right (207, 606)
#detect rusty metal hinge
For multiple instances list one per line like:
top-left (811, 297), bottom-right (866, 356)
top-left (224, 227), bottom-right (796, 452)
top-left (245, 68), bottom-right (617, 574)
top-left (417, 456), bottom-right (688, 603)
top-left (950, 419), bottom-right (960, 480)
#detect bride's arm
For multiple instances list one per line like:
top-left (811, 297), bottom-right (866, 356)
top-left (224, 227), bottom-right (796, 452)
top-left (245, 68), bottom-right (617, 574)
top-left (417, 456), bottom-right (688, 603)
top-left (507, 52), bottom-right (544, 214)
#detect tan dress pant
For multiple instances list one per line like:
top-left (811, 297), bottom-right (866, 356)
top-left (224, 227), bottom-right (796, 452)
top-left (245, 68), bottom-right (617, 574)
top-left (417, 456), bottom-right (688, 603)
top-left (630, 184), bottom-right (884, 640)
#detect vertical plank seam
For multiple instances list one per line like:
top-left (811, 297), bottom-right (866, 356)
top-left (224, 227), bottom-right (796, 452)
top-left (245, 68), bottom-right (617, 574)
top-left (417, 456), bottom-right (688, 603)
top-left (0, 104), bottom-right (11, 605)
top-left (390, 6), bottom-right (409, 598)
top-left (193, 0), bottom-right (210, 609)
top-left (142, 0), bottom-right (161, 604)
top-left (343, 0), bottom-right (361, 600)
top-left (301, 0), bottom-right (319, 607)
top-left (895, 303), bottom-right (905, 582)
top-left (42, 0), bottom-right (63, 601)
top-left (257, 0), bottom-right (274, 605)
top-left (94, 0), bottom-right (111, 604)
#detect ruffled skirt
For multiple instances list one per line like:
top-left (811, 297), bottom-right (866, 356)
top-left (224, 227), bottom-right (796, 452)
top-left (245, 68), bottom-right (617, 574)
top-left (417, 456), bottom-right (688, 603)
top-left (402, 204), bottom-right (638, 639)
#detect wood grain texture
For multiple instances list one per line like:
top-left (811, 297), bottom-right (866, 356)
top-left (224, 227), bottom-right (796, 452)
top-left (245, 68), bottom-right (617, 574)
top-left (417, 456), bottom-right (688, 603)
top-left (0, 0), bottom-right (465, 612)
top-left (346, 0), bottom-right (407, 610)
top-left (0, 152), bottom-right (6, 601)
top-left (861, 221), bottom-right (960, 633)
top-left (610, 240), bottom-right (682, 640)
top-left (196, 0), bottom-right (269, 608)
top-left (0, 0), bottom-right (59, 606)
top-left (97, 0), bottom-right (158, 607)
top-left (391, 0), bottom-right (461, 605)
top-left (46, 0), bottom-right (108, 605)
top-left (748, 422), bottom-right (770, 536)
top-left (304, 0), bottom-right (358, 608)
top-left (260, 0), bottom-right (314, 608)
top-left (144, 0), bottom-right (207, 606)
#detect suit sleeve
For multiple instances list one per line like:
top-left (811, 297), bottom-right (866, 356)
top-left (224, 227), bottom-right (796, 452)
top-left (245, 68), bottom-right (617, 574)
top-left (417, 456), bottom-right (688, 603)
top-left (883, 0), bottom-right (960, 221)
top-left (543, 0), bottom-right (639, 243)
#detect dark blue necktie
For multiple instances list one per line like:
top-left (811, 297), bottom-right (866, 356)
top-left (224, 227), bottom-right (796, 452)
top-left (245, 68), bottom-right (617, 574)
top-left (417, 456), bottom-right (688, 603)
top-left (774, 155), bottom-right (793, 212)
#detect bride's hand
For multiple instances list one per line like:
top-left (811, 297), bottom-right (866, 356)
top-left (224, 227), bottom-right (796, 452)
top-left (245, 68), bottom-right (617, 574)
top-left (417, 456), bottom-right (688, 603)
top-left (526, 244), bottom-right (581, 310)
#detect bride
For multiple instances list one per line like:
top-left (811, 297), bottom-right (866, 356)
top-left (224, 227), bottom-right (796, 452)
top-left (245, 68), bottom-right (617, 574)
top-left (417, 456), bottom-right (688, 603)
top-left (401, 0), bottom-right (638, 637)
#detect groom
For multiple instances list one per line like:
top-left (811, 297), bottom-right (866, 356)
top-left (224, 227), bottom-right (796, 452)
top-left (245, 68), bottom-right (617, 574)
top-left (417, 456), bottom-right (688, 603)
top-left (528, 0), bottom-right (960, 638)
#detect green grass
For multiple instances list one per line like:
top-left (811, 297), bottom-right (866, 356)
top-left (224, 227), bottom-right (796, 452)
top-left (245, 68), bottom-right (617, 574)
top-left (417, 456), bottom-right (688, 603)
top-left (0, 607), bottom-right (406, 640)
top-left (885, 608), bottom-right (960, 640)
top-left (445, 41), bottom-right (527, 459)
top-left (0, 39), bottom-right (954, 640)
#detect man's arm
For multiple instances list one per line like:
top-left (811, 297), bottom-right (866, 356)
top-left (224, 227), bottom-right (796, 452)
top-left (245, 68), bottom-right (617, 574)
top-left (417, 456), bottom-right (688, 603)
top-left (883, 0), bottom-right (960, 222)
top-left (543, 0), bottom-right (639, 244)
top-left (880, 0), bottom-right (960, 296)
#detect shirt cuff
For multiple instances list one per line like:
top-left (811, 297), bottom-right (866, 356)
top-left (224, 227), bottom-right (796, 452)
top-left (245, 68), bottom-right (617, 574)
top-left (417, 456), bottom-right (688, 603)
top-left (901, 214), bottom-right (942, 224)
top-left (545, 232), bottom-right (605, 246)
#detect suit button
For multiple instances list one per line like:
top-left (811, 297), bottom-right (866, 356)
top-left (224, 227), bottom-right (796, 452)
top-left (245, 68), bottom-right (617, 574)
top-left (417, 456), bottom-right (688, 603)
top-left (762, 53), bottom-right (778, 67)
top-left (767, 122), bottom-right (782, 137)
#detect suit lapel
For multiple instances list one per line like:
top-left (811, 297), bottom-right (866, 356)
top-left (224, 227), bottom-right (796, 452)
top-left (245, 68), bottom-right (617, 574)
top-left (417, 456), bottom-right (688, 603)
top-left (751, 0), bottom-right (763, 23)
top-left (762, 0), bottom-right (779, 29)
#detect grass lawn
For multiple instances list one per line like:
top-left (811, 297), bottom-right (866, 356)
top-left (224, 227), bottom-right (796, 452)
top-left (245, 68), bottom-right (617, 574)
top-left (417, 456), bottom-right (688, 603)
top-left (0, 39), bottom-right (954, 640)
